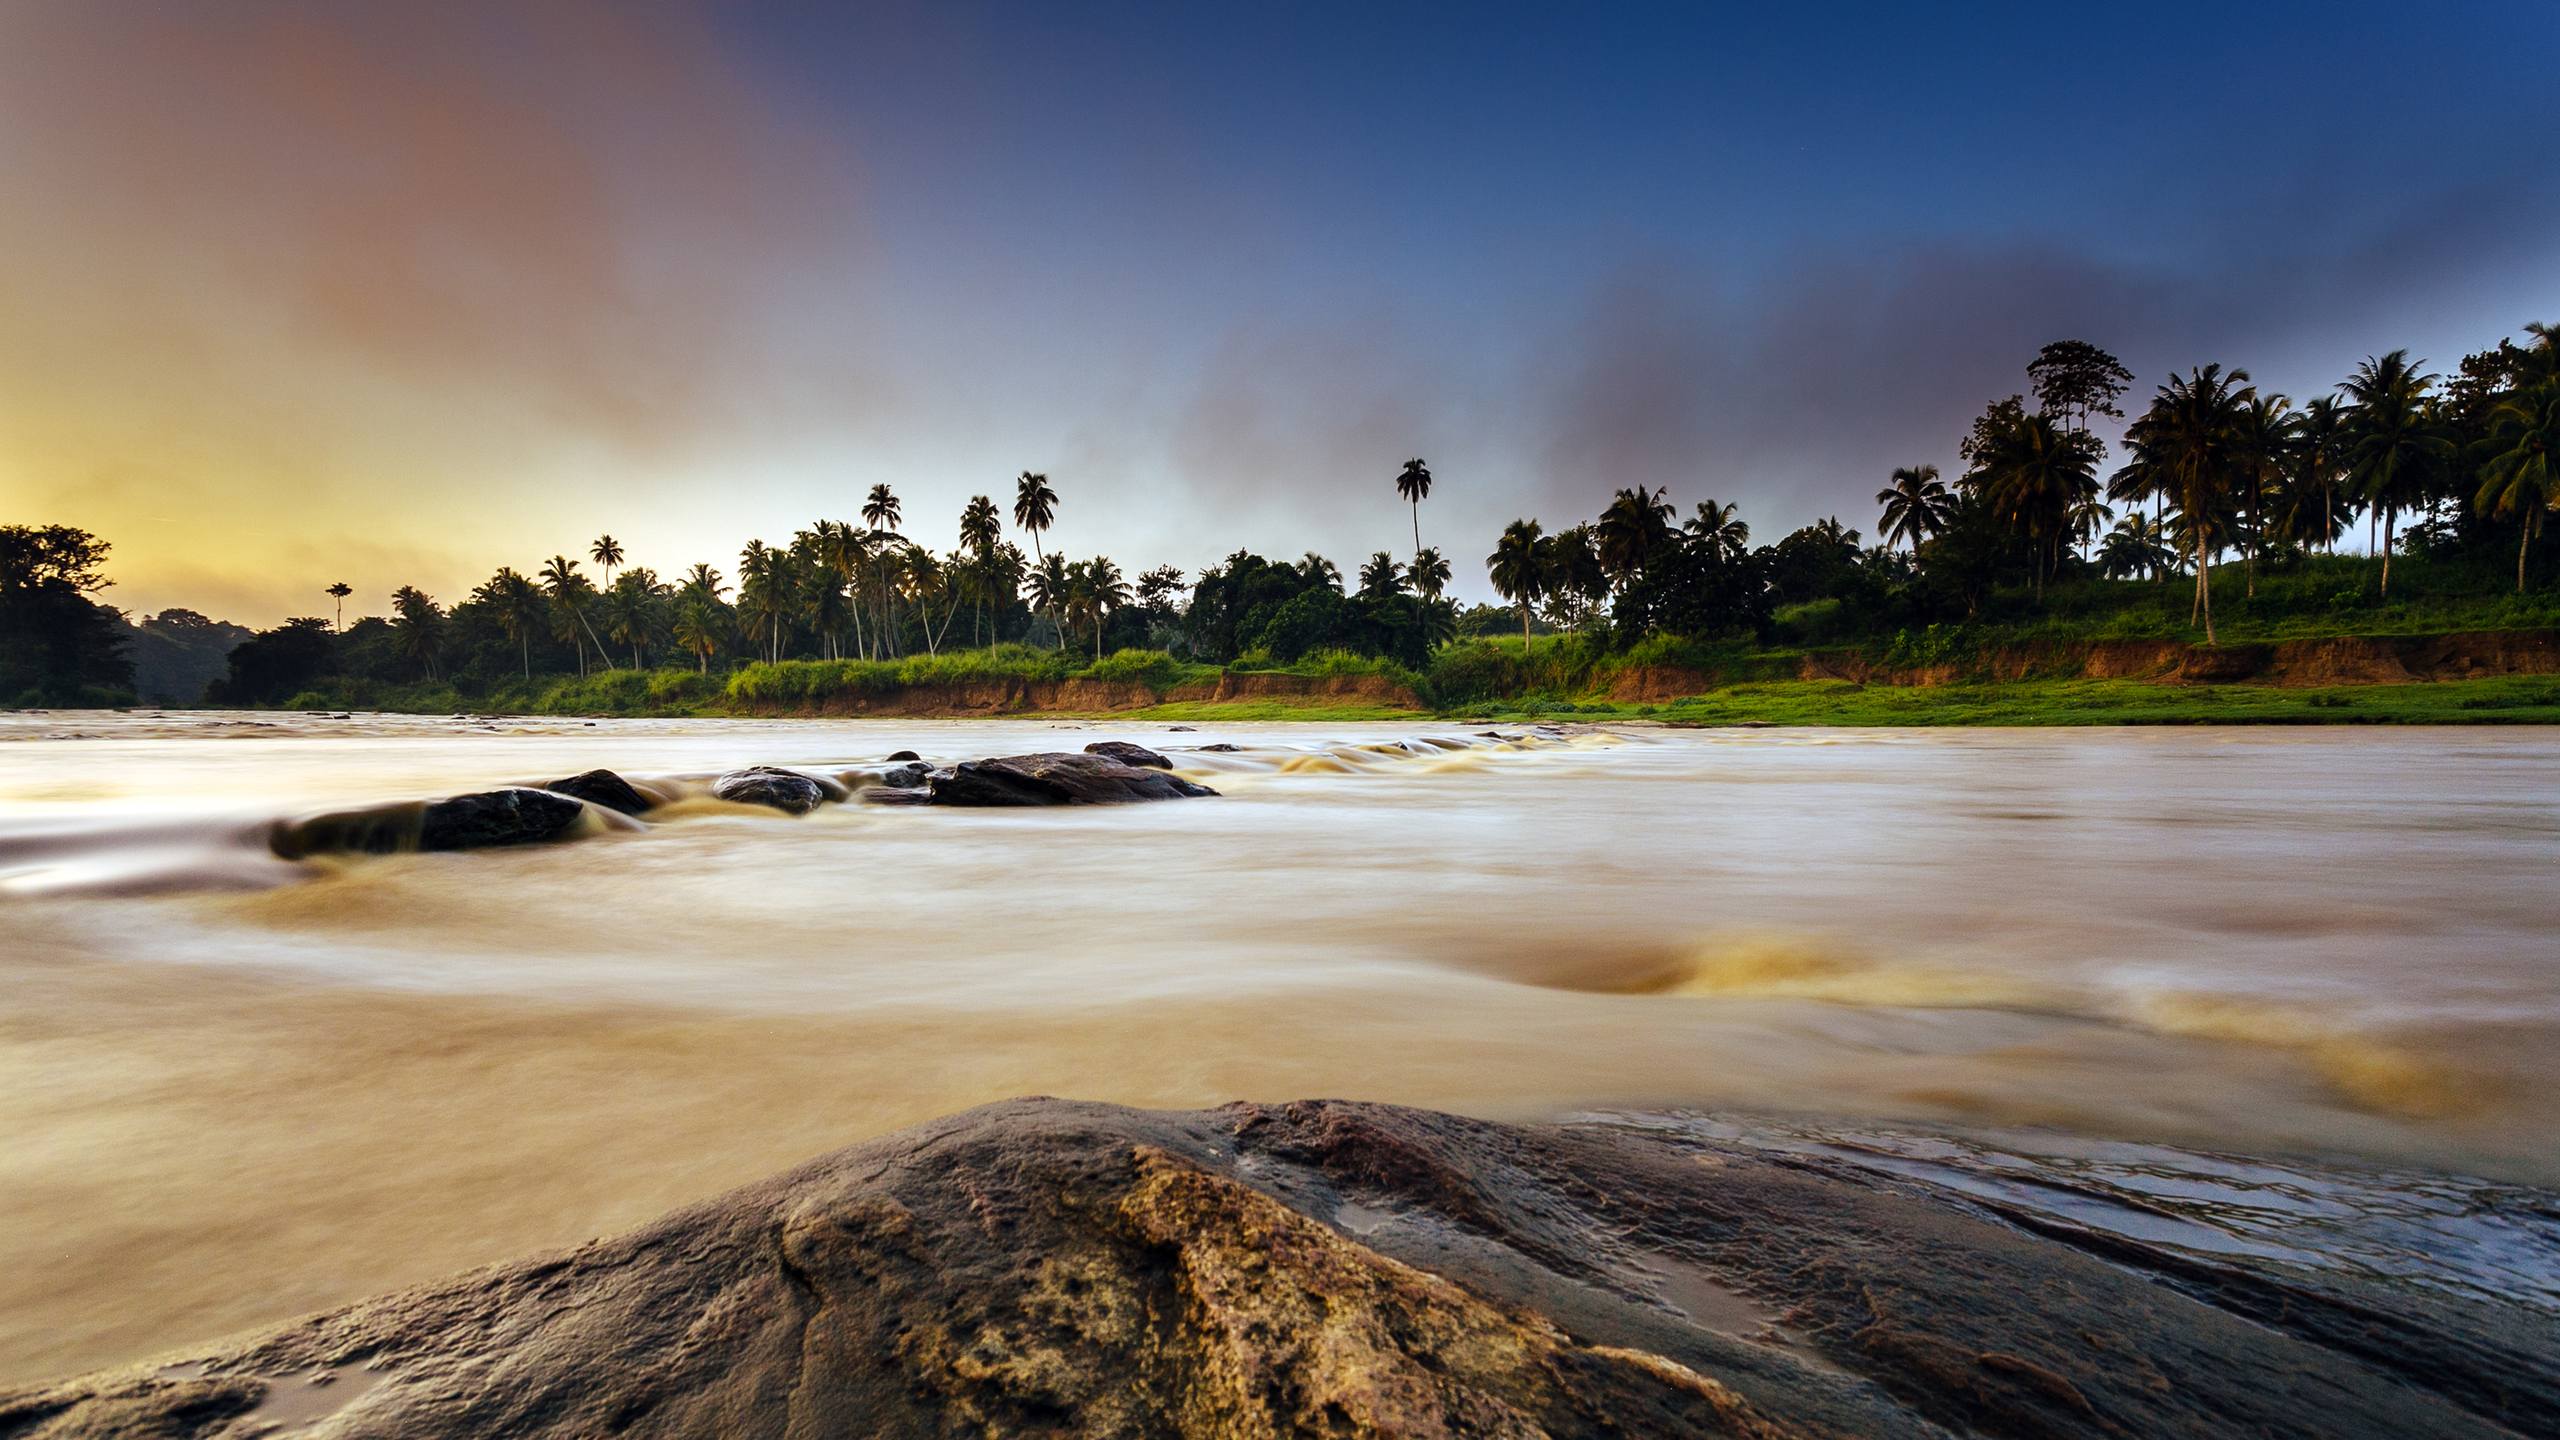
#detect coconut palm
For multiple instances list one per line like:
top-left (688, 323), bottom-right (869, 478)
top-left (2121, 364), bottom-right (2255, 643)
top-left (2477, 377), bottom-right (2558, 592)
top-left (473, 567), bottom-right (546, 679)
top-left (1080, 555), bottom-right (1129, 659)
top-left (736, 540), bottom-right (792, 664)
top-left (1024, 552), bottom-right (1072, 647)
top-left (1297, 552), bottom-right (1343, 590)
top-left (1358, 552), bottom-right (1407, 600)
top-left (388, 586), bottom-right (444, 680)
top-left (1875, 464), bottom-right (1951, 555)
top-left (957, 496), bottom-right (1003, 644)
top-left (2097, 514), bottom-right (2176, 582)
top-left (1408, 546), bottom-right (1451, 601)
top-left (1014, 472), bottom-right (1061, 645)
top-left (1683, 499), bottom-right (1749, 559)
top-left (670, 599), bottom-right (725, 673)
top-left (2340, 350), bottom-right (2452, 598)
top-left (538, 555), bottom-right (610, 674)
top-left (1595, 486), bottom-right (1674, 593)
top-left (1394, 458), bottom-right (1433, 558)
top-left (861, 484), bottom-right (904, 655)
top-left (1972, 410), bottom-right (2100, 599)
top-left (589, 535), bottom-right (624, 589)
top-left (2229, 392), bottom-right (2295, 597)
top-left (602, 568), bottom-right (667, 669)
top-left (2289, 394), bottom-right (2351, 552)
top-left (1487, 519), bottom-right (1545, 649)
top-left (324, 581), bottom-right (352, 632)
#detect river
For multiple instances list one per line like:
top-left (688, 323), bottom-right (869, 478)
top-left (2, 712), bottom-right (2554, 1383)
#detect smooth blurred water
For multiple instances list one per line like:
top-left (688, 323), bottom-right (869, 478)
top-left (2, 711), bottom-right (2554, 1380)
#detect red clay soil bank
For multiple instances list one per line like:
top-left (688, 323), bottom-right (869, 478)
top-left (5, 1099), bottom-right (2546, 1439)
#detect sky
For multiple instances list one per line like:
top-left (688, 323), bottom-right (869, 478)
top-left (2, 0), bottom-right (2555, 624)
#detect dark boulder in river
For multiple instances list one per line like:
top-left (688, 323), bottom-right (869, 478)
top-left (6, 1099), bottom-right (2542, 1439)
top-left (1082, 739), bottom-right (1173, 768)
top-left (540, 769), bottom-right (654, 817)
top-left (709, 766), bottom-right (827, 815)
top-left (271, 788), bottom-right (595, 858)
top-left (931, 751), bottom-right (1215, 806)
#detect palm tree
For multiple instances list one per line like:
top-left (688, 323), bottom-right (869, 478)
top-left (1394, 458), bottom-right (1433, 558)
top-left (602, 568), bottom-right (667, 669)
top-left (861, 484), bottom-right (903, 656)
top-left (538, 555), bottom-right (609, 674)
top-left (1358, 551), bottom-right (1407, 599)
top-left (671, 599), bottom-right (725, 673)
top-left (1595, 486), bottom-right (1674, 594)
top-left (1024, 552), bottom-right (1072, 646)
top-left (1408, 546), bottom-right (1451, 601)
top-left (1875, 464), bottom-right (1951, 556)
top-left (589, 535), bottom-right (624, 590)
top-left (474, 567), bottom-right (545, 678)
top-left (1487, 519), bottom-right (1545, 649)
top-left (388, 586), bottom-right (445, 681)
top-left (2289, 394), bottom-right (2350, 552)
top-left (1297, 552), bottom-right (1343, 590)
top-left (958, 495), bottom-right (1003, 645)
top-left (324, 581), bottom-right (352, 632)
top-left (2229, 392), bottom-right (2295, 597)
top-left (2097, 514), bottom-right (2176, 582)
top-left (737, 540), bottom-right (792, 663)
top-left (1683, 499), bottom-right (1749, 559)
top-left (2341, 350), bottom-right (2452, 599)
top-left (1972, 410), bottom-right (2100, 599)
top-left (1081, 555), bottom-right (1129, 659)
top-left (2122, 364), bottom-right (2255, 643)
top-left (1014, 471), bottom-right (1060, 644)
top-left (2478, 377), bottom-right (2558, 592)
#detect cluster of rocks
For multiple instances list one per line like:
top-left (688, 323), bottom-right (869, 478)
top-left (267, 743), bottom-right (1217, 859)
top-left (8, 1098), bottom-right (2542, 1438)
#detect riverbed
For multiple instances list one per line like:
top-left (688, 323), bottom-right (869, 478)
top-left (2, 713), bottom-right (2554, 1382)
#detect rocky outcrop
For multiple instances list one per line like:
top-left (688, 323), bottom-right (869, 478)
top-left (1081, 740), bottom-right (1172, 769)
top-left (928, 752), bottom-right (1216, 806)
top-left (6, 1099), bottom-right (2543, 1439)
top-left (540, 769), bottom-right (656, 817)
top-left (269, 788), bottom-right (599, 858)
top-left (709, 767), bottom-right (828, 815)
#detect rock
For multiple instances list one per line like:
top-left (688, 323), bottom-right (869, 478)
top-left (1082, 739), bottom-right (1172, 769)
top-left (929, 752), bottom-right (1216, 806)
top-left (709, 766), bottom-right (827, 815)
top-left (540, 769), bottom-right (654, 817)
top-left (878, 761), bottom-right (931, 788)
top-left (1167, 724), bottom-right (1197, 731)
top-left (273, 789), bottom-right (595, 858)
top-left (11, 1099), bottom-right (2542, 1439)
top-left (1199, 742), bottom-right (1242, 752)
top-left (857, 786), bottom-right (934, 806)
top-left (884, 749), bottom-right (922, 762)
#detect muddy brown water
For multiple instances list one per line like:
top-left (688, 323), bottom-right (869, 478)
top-left (1, 712), bottom-right (2554, 1382)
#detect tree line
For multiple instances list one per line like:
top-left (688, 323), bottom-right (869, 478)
top-left (4, 320), bottom-right (2551, 707)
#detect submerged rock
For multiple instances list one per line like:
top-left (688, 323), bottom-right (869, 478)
top-left (1081, 739), bottom-right (1172, 769)
top-left (709, 766), bottom-right (827, 815)
top-left (1199, 742), bottom-right (1243, 752)
top-left (930, 751), bottom-right (1216, 806)
top-left (272, 788), bottom-right (595, 858)
top-left (540, 769), bottom-right (654, 817)
top-left (884, 749), bottom-right (922, 762)
top-left (9, 1098), bottom-right (2543, 1439)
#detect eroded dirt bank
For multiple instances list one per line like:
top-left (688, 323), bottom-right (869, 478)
top-left (7, 1099), bottom-right (2547, 1439)
top-left (783, 669), bottom-right (1427, 717)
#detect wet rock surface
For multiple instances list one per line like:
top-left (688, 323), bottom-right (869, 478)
top-left (1081, 739), bottom-right (1173, 769)
top-left (929, 751), bottom-right (1216, 806)
top-left (709, 766), bottom-right (827, 815)
top-left (540, 769), bottom-right (654, 817)
top-left (6, 1099), bottom-right (2546, 1440)
top-left (270, 788), bottom-right (593, 858)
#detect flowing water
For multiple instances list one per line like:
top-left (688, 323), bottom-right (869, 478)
top-left (3, 712), bottom-right (2556, 1382)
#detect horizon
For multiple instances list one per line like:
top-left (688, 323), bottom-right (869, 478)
top-left (4, 1), bottom-right (2556, 626)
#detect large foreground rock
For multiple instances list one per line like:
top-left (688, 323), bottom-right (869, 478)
top-left (5, 1100), bottom-right (2546, 1439)
top-left (930, 751), bottom-right (1215, 805)
top-left (270, 788), bottom-right (595, 858)
top-left (710, 766), bottom-right (828, 815)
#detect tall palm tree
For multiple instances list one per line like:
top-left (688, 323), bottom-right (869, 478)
top-left (2229, 392), bottom-right (2295, 598)
top-left (671, 599), bottom-right (724, 673)
top-left (1081, 555), bottom-right (1129, 659)
top-left (1875, 464), bottom-right (1951, 556)
top-left (2340, 350), bottom-right (2452, 599)
top-left (1024, 552), bottom-right (1072, 647)
top-left (1408, 546), bottom-right (1451, 601)
top-left (324, 581), bottom-right (352, 632)
top-left (737, 540), bottom-right (794, 664)
top-left (388, 586), bottom-right (444, 681)
top-left (1394, 458), bottom-right (1433, 558)
top-left (589, 535), bottom-right (624, 590)
top-left (1973, 410), bottom-right (2100, 600)
top-left (1683, 499), bottom-right (1749, 559)
top-left (1358, 552), bottom-right (1407, 599)
top-left (2122, 364), bottom-right (2255, 643)
top-left (861, 484), bottom-right (904, 656)
top-left (538, 555), bottom-right (609, 674)
top-left (1487, 519), bottom-right (1545, 650)
top-left (957, 496), bottom-right (1003, 644)
top-left (474, 567), bottom-right (545, 678)
top-left (1013, 471), bottom-right (1060, 644)
top-left (2478, 377), bottom-right (2558, 593)
top-left (602, 568), bottom-right (667, 669)
top-left (2289, 394), bottom-right (2350, 552)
